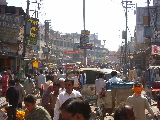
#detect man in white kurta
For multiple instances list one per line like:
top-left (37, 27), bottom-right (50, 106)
top-left (53, 79), bottom-right (82, 120)
top-left (126, 82), bottom-right (158, 120)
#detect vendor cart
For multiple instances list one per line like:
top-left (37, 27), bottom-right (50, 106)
top-left (96, 82), bottom-right (134, 120)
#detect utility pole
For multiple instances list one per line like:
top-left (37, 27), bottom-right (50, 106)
top-left (22, 0), bottom-right (30, 57)
top-left (22, 0), bottom-right (42, 57)
top-left (94, 33), bottom-right (95, 62)
top-left (83, 0), bottom-right (87, 66)
top-left (121, 0), bottom-right (135, 75)
top-left (44, 20), bottom-right (51, 61)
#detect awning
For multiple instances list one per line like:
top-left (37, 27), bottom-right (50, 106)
top-left (0, 53), bottom-right (32, 60)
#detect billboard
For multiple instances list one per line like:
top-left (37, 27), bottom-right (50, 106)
top-left (26, 18), bottom-right (39, 45)
top-left (80, 30), bottom-right (90, 43)
top-left (0, 14), bottom-right (24, 43)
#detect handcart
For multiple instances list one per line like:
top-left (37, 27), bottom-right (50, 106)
top-left (96, 82), bottom-right (134, 120)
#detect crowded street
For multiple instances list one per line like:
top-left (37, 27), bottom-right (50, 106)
top-left (0, 0), bottom-right (160, 120)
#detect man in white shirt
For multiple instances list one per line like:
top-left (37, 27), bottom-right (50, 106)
top-left (95, 72), bottom-right (106, 107)
top-left (53, 79), bottom-right (82, 120)
top-left (108, 71), bottom-right (122, 83)
top-left (38, 70), bottom-right (46, 97)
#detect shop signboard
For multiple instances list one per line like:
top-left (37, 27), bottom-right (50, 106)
top-left (0, 14), bottom-right (24, 43)
top-left (26, 17), bottom-right (39, 45)
top-left (80, 30), bottom-right (90, 43)
top-left (78, 43), bottom-right (92, 50)
top-left (64, 50), bottom-right (84, 54)
top-left (151, 45), bottom-right (160, 55)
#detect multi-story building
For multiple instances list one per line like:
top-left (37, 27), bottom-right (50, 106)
top-left (0, 0), bottom-right (29, 77)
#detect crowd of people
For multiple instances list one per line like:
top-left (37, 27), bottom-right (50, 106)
top-left (0, 66), bottom-right (160, 120)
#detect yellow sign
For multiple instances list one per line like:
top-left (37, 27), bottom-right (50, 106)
top-left (32, 61), bottom-right (38, 68)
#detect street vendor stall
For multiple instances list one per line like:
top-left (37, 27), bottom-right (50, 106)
top-left (0, 99), bottom-right (8, 120)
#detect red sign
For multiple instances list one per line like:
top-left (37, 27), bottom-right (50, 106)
top-left (65, 50), bottom-right (84, 54)
top-left (151, 45), bottom-right (160, 55)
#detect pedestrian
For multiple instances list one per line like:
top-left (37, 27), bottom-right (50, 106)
top-left (108, 71), bottom-right (122, 83)
top-left (24, 94), bottom-right (52, 120)
top-left (80, 71), bottom-right (86, 85)
top-left (34, 73), bottom-right (40, 96)
top-left (43, 80), bottom-right (53, 93)
top-left (59, 97), bottom-right (92, 120)
top-left (41, 84), bottom-right (53, 111)
top-left (7, 67), bottom-right (12, 80)
top-left (38, 70), bottom-right (46, 97)
top-left (53, 79), bottom-right (82, 120)
top-left (59, 78), bottom-right (66, 92)
top-left (95, 72), bottom-right (106, 108)
top-left (48, 82), bottom-right (60, 119)
top-left (15, 78), bottom-right (25, 109)
top-left (126, 82), bottom-right (158, 120)
top-left (114, 104), bottom-right (136, 120)
top-left (24, 74), bottom-right (35, 95)
top-left (6, 80), bottom-right (19, 120)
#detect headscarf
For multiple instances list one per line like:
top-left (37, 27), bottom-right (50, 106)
top-left (41, 85), bottom-right (53, 110)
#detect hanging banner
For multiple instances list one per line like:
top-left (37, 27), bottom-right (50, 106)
top-left (26, 17), bottom-right (39, 45)
top-left (151, 45), bottom-right (160, 55)
top-left (64, 50), bottom-right (84, 54)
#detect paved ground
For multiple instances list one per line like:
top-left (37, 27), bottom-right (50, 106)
top-left (0, 86), bottom-right (159, 120)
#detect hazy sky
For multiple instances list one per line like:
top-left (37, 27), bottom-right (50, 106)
top-left (6, 0), bottom-right (152, 51)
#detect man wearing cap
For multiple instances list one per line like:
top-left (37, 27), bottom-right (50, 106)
top-left (126, 82), bottom-right (158, 120)
top-left (53, 79), bottom-right (82, 120)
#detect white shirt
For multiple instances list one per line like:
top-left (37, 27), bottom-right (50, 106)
top-left (53, 89), bottom-right (82, 120)
top-left (108, 76), bottom-right (122, 83)
top-left (95, 78), bottom-right (106, 94)
top-left (38, 74), bottom-right (46, 88)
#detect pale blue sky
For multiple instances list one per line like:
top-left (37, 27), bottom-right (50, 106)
top-left (6, 0), bottom-right (152, 51)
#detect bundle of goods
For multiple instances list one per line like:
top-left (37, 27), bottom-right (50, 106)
top-left (0, 99), bottom-right (8, 109)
